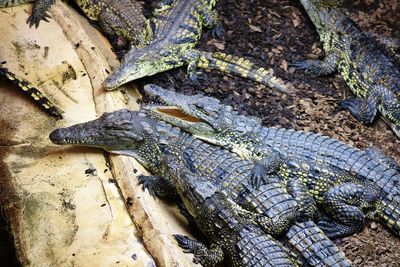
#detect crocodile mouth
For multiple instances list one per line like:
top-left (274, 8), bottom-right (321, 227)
top-left (152, 106), bottom-right (203, 123)
top-left (49, 129), bottom-right (98, 145)
top-left (51, 137), bottom-right (95, 145)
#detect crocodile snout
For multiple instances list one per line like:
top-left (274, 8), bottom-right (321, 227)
top-left (49, 128), bottom-right (65, 144)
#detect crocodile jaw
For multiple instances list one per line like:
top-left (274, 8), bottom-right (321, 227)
top-left (49, 125), bottom-right (130, 153)
top-left (49, 109), bottom-right (142, 153)
top-left (103, 60), bottom-right (157, 90)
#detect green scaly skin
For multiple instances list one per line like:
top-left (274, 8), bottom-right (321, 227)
top-left (48, 110), bottom-right (352, 266)
top-left (292, 0), bottom-right (400, 138)
top-left (0, 63), bottom-right (62, 119)
top-left (102, 0), bottom-right (293, 93)
top-left (154, 144), bottom-right (297, 267)
top-left (142, 84), bottom-right (400, 238)
top-left (0, 0), bottom-right (148, 48)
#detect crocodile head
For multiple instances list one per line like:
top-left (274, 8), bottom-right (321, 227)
top-left (49, 109), bottom-right (177, 169)
top-left (103, 45), bottom-right (184, 90)
top-left (143, 84), bottom-right (262, 141)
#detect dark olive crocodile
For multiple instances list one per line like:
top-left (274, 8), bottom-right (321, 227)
top-left (0, 0), bottom-right (148, 48)
top-left (152, 143), bottom-right (297, 266)
top-left (49, 109), bottom-right (352, 266)
top-left (0, 62), bottom-right (62, 119)
top-left (102, 0), bottom-right (293, 93)
top-left (291, 0), bottom-right (400, 137)
top-left (142, 84), bottom-right (400, 238)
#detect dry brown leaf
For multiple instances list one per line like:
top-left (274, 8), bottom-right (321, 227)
top-left (249, 24), bottom-right (262, 32)
top-left (212, 42), bottom-right (225, 50)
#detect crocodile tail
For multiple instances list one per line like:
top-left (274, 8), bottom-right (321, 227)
top-left (197, 51), bottom-right (294, 93)
top-left (0, 0), bottom-right (33, 8)
top-left (377, 193), bottom-right (400, 236)
top-left (285, 221), bottom-right (352, 266)
top-left (0, 66), bottom-right (63, 119)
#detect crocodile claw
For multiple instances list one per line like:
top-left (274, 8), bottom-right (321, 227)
top-left (211, 24), bottom-right (225, 39)
top-left (174, 234), bottom-right (199, 253)
top-left (174, 234), bottom-right (209, 264)
top-left (250, 164), bottom-right (268, 188)
top-left (337, 98), bottom-right (359, 110)
top-left (317, 220), bottom-right (362, 239)
top-left (189, 71), bottom-right (208, 87)
top-left (27, 12), bottom-right (52, 28)
top-left (289, 60), bottom-right (309, 70)
top-left (137, 175), bottom-right (158, 198)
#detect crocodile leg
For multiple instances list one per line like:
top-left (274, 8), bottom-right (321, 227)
top-left (0, 0), bottom-right (54, 28)
top-left (98, 10), bottom-right (129, 54)
top-left (341, 79), bottom-right (400, 126)
top-left (250, 152), bottom-right (283, 187)
top-left (174, 235), bottom-right (224, 266)
top-left (199, 6), bottom-right (224, 38)
top-left (27, 0), bottom-right (55, 28)
top-left (318, 182), bottom-right (379, 238)
top-left (338, 87), bottom-right (382, 124)
top-left (236, 181), bottom-right (300, 236)
top-left (138, 174), bottom-right (179, 199)
top-left (185, 50), bottom-right (207, 87)
top-left (287, 177), bottom-right (317, 219)
top-left (291, 50), bottom-right (339, 76)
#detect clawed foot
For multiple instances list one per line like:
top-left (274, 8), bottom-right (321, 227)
top-left (27, 12), bottom-right (51, 28)
top-left (174, 234), bottom-right (208, 264)
top-left (137, 175), bottom-right (158, 198)
top-left (337, 98), bottom-right (359, 111)
top-left (289, 60), bottom-right (310, 71)
top-left (211, 24), bottom-right (225, 39)
top-left (190, 71), bottom-right (208, 87)
top-left (317, 220), bottom-right (362, 239)
top-left (338, 98), bottom-right (375, 124)
top-left (250, 164), bottom-right (268, 188)
top-left (289, 60), bottom-right (321, 76)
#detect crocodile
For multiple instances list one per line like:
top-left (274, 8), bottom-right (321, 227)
top-left (0, 0), bottom-right (149, 49)
top-left (102, 0), bottom-right (293, 93)
top-left (154, 143), bottom-right (297, 266)
top-left (0, 62), bottom-right (62, 119)
top-left (142, 83), bottom-right (400, 238)
top-left (290, 0), bottom-right (400, 137)
top-left (49, 109), bottom-right (352, 266)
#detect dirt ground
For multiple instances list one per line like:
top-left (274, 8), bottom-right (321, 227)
top-left (1, 0), bottom-right (400, 266)
top-left (143, 0), bottom-right (400, 266)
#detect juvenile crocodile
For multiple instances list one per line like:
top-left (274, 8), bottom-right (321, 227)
top-left (291, 0), bottom-right (400, 137)
top-left (154, 143), bottom-right (297, 266)
top-left (142, 84), bottom-right (400, 238)
top-left (0, 0), bottom-right (148, 48)
top-left (0, 63), bottom-right (62, 119)
top-left (102, 0), bottom-right (293, 93)
top-left (49, 109), bottom-right (352, 266)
